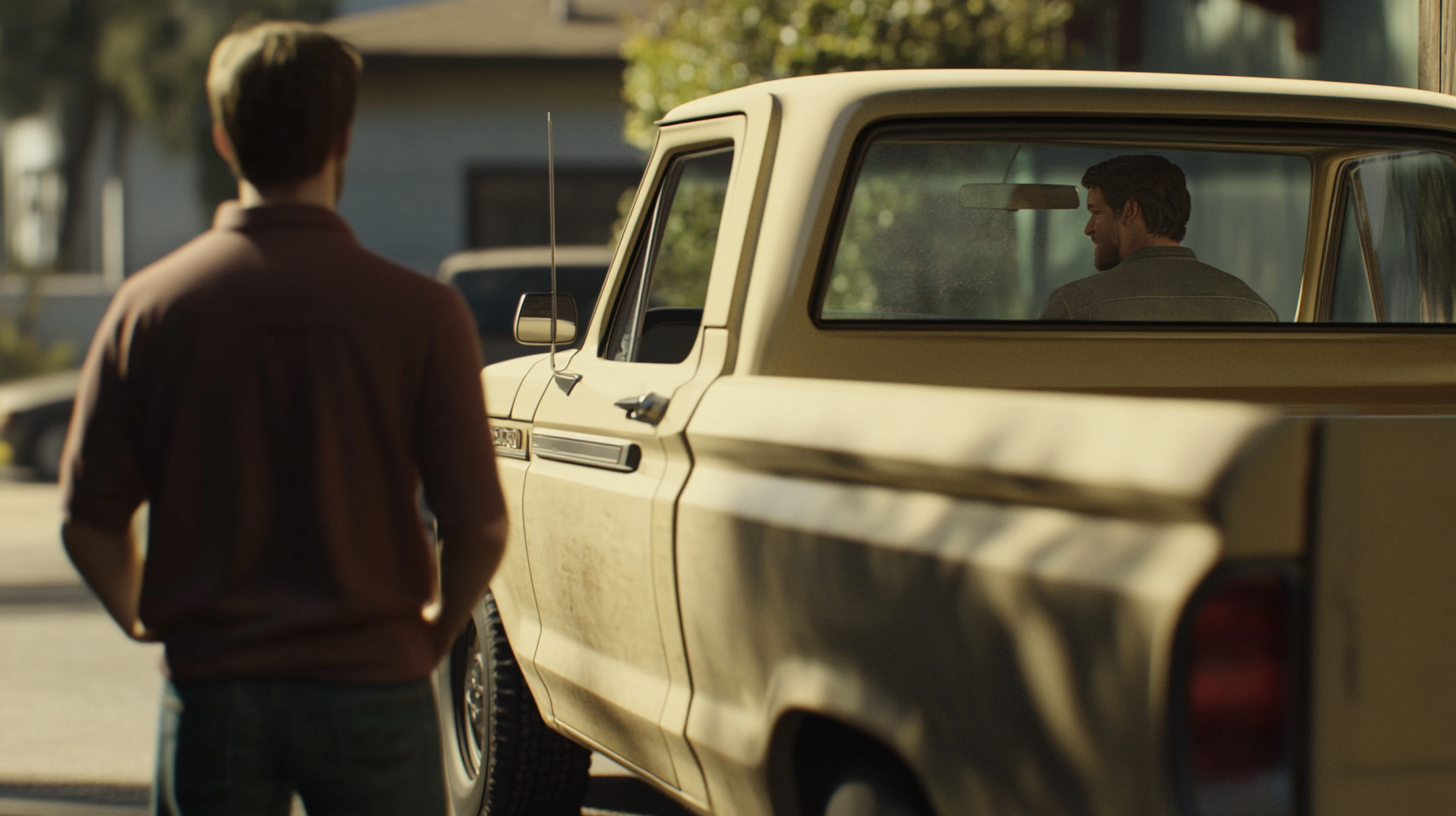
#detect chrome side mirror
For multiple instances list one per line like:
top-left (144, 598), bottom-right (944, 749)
top-left (514, 293), bottom-right (578, 345)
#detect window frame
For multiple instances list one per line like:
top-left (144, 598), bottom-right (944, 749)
top-left (600, 144), bottom-right (734, 363)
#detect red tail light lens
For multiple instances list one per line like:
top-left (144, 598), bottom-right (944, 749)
top-left (1188, 574), bottom-right (1290, 779)
top-left (1177, 570), bottom-right (1297, 816)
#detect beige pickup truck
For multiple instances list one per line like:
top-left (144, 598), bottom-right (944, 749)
top-left (435, 70), bottom-right (1456, 816)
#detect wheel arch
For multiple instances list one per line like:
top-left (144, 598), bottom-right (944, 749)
top-left (767, 710), bottom-right (937, 816)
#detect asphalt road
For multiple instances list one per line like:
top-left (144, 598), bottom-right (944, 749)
top-left (0, 472), bottom-right (164, 815)
top-left (0, 472), bottom-right (691, 816)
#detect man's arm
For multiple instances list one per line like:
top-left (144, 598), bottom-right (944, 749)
top-left (61, 518), bottom-right (155, 642)
top-left (429, 515), bottom-right (509, 662)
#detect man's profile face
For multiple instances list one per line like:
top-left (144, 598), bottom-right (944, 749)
top-left (1084, 187), bottom-right (1122, 271)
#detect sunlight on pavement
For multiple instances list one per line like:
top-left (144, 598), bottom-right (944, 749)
top-left (0, 480), bottom-right (164, 791)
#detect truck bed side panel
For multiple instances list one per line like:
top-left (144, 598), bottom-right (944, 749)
top-left (1310, 418), bottom-right (1456, 813)
top-left (676, 376), bottom-right (1280, 816)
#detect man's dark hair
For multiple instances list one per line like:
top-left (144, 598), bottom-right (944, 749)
top-left (1081, 155), bottom-right (1191, 241)
top-left (207, 22), bottom-right (362, 188)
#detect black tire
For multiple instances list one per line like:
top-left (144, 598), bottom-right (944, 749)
top-left (436, 590), bottom-right (591, 816)
top-left (29, 419), bottom-right (68, 483)
top-left (798, 727), bottom-right (933, 816)
top-left (816, 768), bottom-right (932, 816)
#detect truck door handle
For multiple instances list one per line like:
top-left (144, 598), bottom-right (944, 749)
top-left (614, 392), bottom-right (669, 425)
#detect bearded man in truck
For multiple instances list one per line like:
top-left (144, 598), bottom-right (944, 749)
top-left (1040, 153), bottom-right (1279, 322)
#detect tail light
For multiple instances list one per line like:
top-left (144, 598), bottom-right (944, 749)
top-left (1174, 569), bottom-right (1300, 816)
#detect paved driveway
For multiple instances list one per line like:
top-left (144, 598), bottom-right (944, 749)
top-left (0, 475), bottom-right (685, 816)
top-left (0, 475), bottom-right (163, 815)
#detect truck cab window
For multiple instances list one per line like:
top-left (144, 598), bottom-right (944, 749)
top-left (818, 128), bottom-right (1312, 324)
top-left (605, 146), bottom-right (734, 363)
top-left (1329, 150), bottom-right (1456, 322)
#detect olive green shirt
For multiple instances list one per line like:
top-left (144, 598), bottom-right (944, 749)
top-left (1040, 246), bottom-right (1278, 322)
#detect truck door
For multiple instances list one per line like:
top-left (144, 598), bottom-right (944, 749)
top-left (521, 114), bottom-right (755, 805)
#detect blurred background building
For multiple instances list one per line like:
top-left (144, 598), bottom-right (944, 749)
top-left (324, 0), bottom-right (646, 273)
top-left (0, 0), bottom-right (1425, 355)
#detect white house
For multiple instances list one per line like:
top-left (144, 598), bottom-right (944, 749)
top-left (322, 0), bottom-right (647, 273)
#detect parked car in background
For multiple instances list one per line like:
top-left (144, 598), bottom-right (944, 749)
top-left (0, 369), bottom-right (80, 482)
top-left (437, 246), bottom-right (613, 365)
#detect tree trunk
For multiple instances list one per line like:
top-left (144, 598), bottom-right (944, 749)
top-left (55, 86), bottom-right (101, 273)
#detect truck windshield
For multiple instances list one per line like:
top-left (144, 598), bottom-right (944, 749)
top-left (820, 127), bottom-right (1317, 323)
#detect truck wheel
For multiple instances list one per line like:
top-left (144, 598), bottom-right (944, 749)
top-left (813, 763), bottom-right (932, 816)
top-left (437, 591), bottom-right (591, 816)
top-left (821, 769), bottom-right (931, 816)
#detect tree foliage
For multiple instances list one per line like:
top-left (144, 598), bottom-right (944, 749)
top-left (0, 0), bottom-right (329, 378)
top-left (93, 0), bottom-right (335, 151)
top-left (623, 0), bottom-right (1086, 148)
top-left (1, 0), bottom-right (332, 146)
top-left (0, 0), bottom-right (332, 272)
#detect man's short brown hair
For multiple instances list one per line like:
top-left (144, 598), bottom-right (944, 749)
top-left (207, 21), bottom-right (362, 188)
top-left (1081, 155), bottom-right (1191, 242)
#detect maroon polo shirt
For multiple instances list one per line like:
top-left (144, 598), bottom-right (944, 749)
top-left (62, 203), bottom-right (505, 684)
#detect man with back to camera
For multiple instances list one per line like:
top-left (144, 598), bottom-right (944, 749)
top-left (58, 21), bottom-right (506, 816)
top-left (1040, 154), bottom-right (1278, 321)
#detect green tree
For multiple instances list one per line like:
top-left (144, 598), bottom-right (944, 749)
top-left (623, 0), bottom-right (1087, 149)
top-left (620, 0), bottom-right (1089, 303)
top-left (0, 0), bottom-right (329, 380)
top-left (0, 0), bottom-right (333, 270)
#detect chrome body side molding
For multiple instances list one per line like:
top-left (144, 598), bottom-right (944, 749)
top-left (533, 429), bottom-right (641, 472)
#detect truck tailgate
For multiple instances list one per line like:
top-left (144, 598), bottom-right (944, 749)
top-left (1311, 418), bottom-right (1456, 813)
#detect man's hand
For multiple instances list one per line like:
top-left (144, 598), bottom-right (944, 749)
top-left (429, 515), bottom-right (509, 664)
top-left (61, 518), bottom-right (154, 643)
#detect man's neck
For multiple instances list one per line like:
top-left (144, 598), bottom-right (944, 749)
top-left (237, 162), bottom-right (339, 210)
top-left (1119, 233), bottom-right (1178, 260)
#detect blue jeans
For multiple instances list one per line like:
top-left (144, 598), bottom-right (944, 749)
top-left (153, 678), bottom-right (446, 816)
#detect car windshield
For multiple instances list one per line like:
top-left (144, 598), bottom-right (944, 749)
top-left (820, 125), bottom-right (1323, 323)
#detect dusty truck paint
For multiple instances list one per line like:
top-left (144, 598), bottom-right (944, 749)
top-left (452, 70), bottom-right (1456, 816)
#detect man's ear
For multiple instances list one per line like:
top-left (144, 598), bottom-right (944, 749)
top-left (1119, 198), bottom-right (1144, 229)
top-left (211, 122), bottom-right (234, 164)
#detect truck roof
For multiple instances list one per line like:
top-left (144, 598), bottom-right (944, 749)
top-left (659, 69), bottom-right (1456, 134)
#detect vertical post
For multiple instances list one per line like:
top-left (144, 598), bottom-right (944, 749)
top-left (1420, 0), bottom-right (1456, 93)
top-left (101, 176), bottom-right (124, 288)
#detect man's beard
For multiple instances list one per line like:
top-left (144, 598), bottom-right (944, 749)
top-left (1093, 232), bottom-right (1121, 271)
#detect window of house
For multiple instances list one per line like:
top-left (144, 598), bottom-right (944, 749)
top-left (468, 168), bottom-right (643, 248)
top-left (603, 146), bottom-right (734, 364)
top-left (817, 125), bottom-right (1314, 324)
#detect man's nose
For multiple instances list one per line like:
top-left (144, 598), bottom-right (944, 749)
top-left (1084, 217), bottom-right (1094, 236)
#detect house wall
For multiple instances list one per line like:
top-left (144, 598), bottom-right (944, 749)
top-left (340, 58), bottom-right (644, 273)
top-left (120, 128), bottom-right (209, 275)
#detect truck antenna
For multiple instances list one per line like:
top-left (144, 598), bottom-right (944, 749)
top-left (549, 112), bottom-right (557, 364)
top-left (547, 112), bottom-right (581, 394)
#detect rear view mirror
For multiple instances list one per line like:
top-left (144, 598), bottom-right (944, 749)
top-left (514, 293), bottom-right (578, 345)
top-left (960, 183), bottom-right (1080, 211)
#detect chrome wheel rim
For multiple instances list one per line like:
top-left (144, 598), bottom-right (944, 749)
top-left (455, 621), bottom-right (488, 778)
